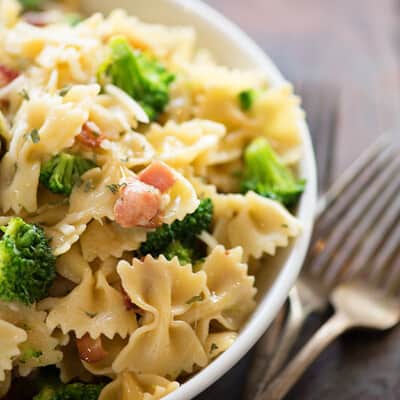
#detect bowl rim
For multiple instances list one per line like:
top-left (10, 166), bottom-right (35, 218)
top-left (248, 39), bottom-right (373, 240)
top-left (157, 1), bottom-right (318, 399)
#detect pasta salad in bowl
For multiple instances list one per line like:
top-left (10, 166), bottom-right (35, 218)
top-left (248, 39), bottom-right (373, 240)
top-left (0, 0), bottom-right (317, 398)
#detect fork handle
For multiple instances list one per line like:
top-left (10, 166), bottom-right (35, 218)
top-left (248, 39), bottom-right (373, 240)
top-left (251, 288), bottom-right (309, 399)
top-left (257, 312), bottom-right (352, 400)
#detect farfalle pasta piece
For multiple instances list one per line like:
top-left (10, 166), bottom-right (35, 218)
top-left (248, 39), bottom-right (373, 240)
top-left (0, 110), bottom-right (11, 142)
top-left (5, 19), bottom-right (103, 85)
top-left (101, 10), bottom-right (195, 64)
top-left (80, 220), bottom-right (147, 262)
top-left (0, 319), bottom-right (27, 381)
top-left (145, 119), bottom-right (226, 167)
top-left (0, 301), bottom-right (62, 377)
top-left (0, 0), bottom-right (21, 28)
top-left (183, 61), bottom-right (266, 94)
top-left (45, 268), bottom-right (137, 340)
top-left (55, 243), bottom-right (91, 284)
top-left (0, 74), bottom-right (27, 116)
top-left (47, 160), bottom-right (129, 255)
top-left (194, 131), bottom-right (246, 171)
top-left (27, 195), bottom-right (70, 226)
top-left (212, 192), bottom-right (302, 260)
top-left (205, 332), bottom-right (237, 360)
top-left (99, 372), bottom-right (179, 400)
top-left (113, 256), bottom-right (208, 378)
top-left (181, 246), bottom-right (256, 334)
top-left (160, 166), bottom-right (199, 224)
top-left (0, 85), bottom-right (98, 214)
top-left (100, 131), bottom-right (155, 167)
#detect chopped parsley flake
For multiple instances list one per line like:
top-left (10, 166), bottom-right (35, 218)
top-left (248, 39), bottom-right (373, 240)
top-left (84, 311), bottom-right (97, 318)
top-left (19, 89), bottom-right (30, 101)
top-left (186, 293), bottom-right (204, 304)
top-left (27, 129), bottom-right (40, 143)
top-left (106, 183), bottom-right (126, 194)
top-left (58, 86), bottom-right (72, 97)
top-left (210, 343), bottom-right (219, 353)
top-left (83, 180), bottom-right (94, 192)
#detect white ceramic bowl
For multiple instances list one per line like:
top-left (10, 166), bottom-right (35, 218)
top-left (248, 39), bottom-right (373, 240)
top-left (81, 0), bottom-right (318, 398)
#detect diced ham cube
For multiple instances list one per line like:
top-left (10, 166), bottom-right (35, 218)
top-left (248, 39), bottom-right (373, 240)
top-left (138, 161), bottom-right (176, 193)
top-left (76, 334), bottom-right (108, 364)
top-left (0, 65), bottom-right (19, 88)
top-left (114, 178), bottom-right (162, 228)
top-left (76, 122), bottom-right (105, 148)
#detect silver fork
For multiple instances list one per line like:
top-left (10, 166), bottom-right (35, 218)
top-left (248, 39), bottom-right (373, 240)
top-left (252, 135), bottom-right (400, 399)
top-left (261, 279), bottom-right (400, 400)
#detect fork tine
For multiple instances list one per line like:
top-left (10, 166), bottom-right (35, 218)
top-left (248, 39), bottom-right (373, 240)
top-left (315, 135), bottom-right (390, 218)
top-left (374, 221), bottom-right (400, 292)
top-left (334, 188), bottom-right (400, 285)
top-left (308, 149), bottom-right (400, 278)
top-left (324, 171), bottom-right (400, 284)
top-left (347, 195), bottom-right (400, 282)
top-left (315, 145), bottom-right (396, 234)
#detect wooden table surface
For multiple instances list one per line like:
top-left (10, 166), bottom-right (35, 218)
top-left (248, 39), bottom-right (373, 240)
top-left (197, 1), bottom-right (400, 399)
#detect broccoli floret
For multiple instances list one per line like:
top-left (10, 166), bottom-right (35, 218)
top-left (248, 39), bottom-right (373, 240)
top-left (240, 137), bottom-right (305, 207)
top-left (40, 153), bottom-right (96, 196)
top-left (98, 36), bottom-right (175, 121)
top-left (164, 240), bottom-right (193, 265)
top-left (18, 0), bottom-right (43, 11)
top-left (137, 198), bottom-right (213, 262)
top-left (34, 382), bottom-right (105, 400)
top-left (0, 217), bottom-right (56, 305)
top-left (137, 223), bottom-right (174, 259)
top-left (238, 89), bottom-right (256, 111)
top-left (171, 198), bottom-right (213, 241)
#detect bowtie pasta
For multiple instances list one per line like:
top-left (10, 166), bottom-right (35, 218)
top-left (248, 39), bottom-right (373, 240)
top-left (0, 0), bottom-right (306, 398)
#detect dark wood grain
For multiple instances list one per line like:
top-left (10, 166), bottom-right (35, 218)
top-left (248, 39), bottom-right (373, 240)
top-left (197, 0), bottom-right (400, 399)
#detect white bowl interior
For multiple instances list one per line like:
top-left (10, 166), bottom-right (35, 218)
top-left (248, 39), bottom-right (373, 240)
top-left (80, 0), bottom-right (318, 398)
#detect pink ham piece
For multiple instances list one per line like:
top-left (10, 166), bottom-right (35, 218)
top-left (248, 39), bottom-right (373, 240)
top-left (114, 178), bottom-right (162, 228)
top-left (76, 334), bottom-right (108, 364)
top-left (0, 65), bottom-right (19, 88)
top-left (138, 161), bottom-right (176, 193)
